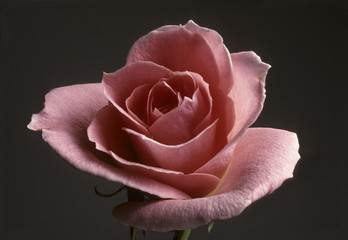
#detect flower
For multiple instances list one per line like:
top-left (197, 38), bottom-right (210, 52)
top-left (28, 20), bottom-right (300, 232)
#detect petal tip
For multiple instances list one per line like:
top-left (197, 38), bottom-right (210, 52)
top-left (27, 114), bottom-right (40, 131)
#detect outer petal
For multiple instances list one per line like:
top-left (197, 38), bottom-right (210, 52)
top-left (28, 84), bottom-right (190, 200)
top-left (196, 52), bottom-right (271, 178)
top-left (126, 20), bottom-right (233, 95)
top-left (228, 51), bottom-right (271, 141)
top-left (113, 128), bottom-right (300, 232)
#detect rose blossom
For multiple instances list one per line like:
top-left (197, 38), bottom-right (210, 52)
top-left (28, 20), bottom-right (300, 232)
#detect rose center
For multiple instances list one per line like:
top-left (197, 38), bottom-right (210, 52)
top-left (145, 81), bottom-right (180, 125)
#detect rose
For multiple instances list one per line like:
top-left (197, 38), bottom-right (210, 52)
top-left (28, 20), bottom-right (300, 232)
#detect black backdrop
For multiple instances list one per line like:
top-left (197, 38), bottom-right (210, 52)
top-left (1, 1), bottom-right (346, 239)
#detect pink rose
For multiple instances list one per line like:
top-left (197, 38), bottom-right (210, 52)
top-left (28, 20), bottom-right (300, 232)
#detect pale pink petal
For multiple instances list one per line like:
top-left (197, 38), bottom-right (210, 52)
top-left (113, 128), bottom-right (300, 232)
top-left (28, 84), bottom-right (190, 200)
top-left (212, 128), bottom-right (300, 197)
top-left (228, 51), bottom-right (271, 142)
top-left (124, 120), bottom-right (219, 173)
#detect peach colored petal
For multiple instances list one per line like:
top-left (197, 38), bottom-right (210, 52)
top-left (113, 128), bottom-right (300, 232)
top-left (28, 84), bottom-right (190, 200)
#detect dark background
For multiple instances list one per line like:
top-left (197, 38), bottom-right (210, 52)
top-left (0, 1), bottom-right (346, 239)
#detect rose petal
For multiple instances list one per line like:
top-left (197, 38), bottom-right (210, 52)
top-left (113, 128), bottom-right (300, 232)
top-left (194, 139), bottom-right (236, 178)
top-left (87, 104), bottom-right (136, 160)
top-left (146, 80), bottom-right (179, 125)
top-left (228, 51), bottom-right (271, 142)
top-left (109, 151), bottom-right (220, 198)
top-left (183, 20), bottom-right (234, 93)
top-left (126, 20), bottom-right (236, 151)
top-left (103, 61), bottom-right (172, 110)
top-left (28, 84), bottom-right (190, 200)
top-left (103, 61), bottom-right (173, 136)
top-left (125, 83), bottom-right (153, 127)
top-left (124, 119), bottom-right (219, 173)
top-left (149, 72), bottom-right (212, 144)
top-left (127, 20), bottom-right (233, 95)
top-left (87, 103), bottom-right (219, 197)
top-left (196, 52), bottom-right (271, 177)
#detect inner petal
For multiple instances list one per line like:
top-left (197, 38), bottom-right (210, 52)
top-left (146, 81), bottom-right (179, 125)
top-left (165, 71), bottom-right (196, 99)
top-left (126, 83), bottom-right (152, 127)
top-left (149, 71), bottom-right (212, 145)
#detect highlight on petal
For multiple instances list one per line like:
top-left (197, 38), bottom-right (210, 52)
top-left (28, 84), bottom-right (190, 200)
top-left (113, 128), bottom-right (300, 232)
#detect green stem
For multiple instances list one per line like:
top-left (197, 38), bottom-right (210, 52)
top-left (173, 229), bottom-right (191, 240)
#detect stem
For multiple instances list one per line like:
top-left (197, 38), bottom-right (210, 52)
top-left (130, 227), bottom-right (136, 240)
top-left (173, 229), bottom-right (191, 240)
